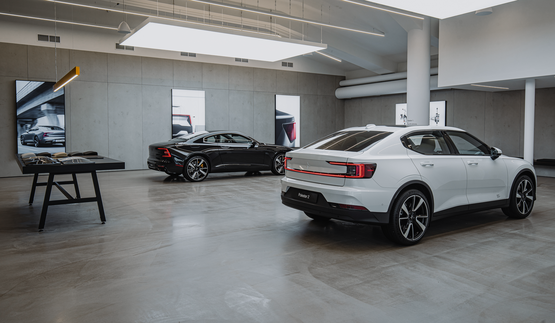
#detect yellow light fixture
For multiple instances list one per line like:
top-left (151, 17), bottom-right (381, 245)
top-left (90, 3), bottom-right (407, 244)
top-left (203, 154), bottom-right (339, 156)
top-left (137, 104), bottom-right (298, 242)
top-left (53, 66), bottom-right (80, 92)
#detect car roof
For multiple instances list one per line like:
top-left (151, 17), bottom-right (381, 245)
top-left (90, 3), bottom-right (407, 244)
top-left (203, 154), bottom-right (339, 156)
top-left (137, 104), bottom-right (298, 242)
top-left (342, 124), bottom-right (465, 135)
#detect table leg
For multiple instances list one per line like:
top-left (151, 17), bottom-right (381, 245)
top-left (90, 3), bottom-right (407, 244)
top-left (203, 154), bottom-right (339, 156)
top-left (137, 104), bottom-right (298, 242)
top-left (90, 171), bottom-right (106, 224)
top-left (72, 173), bottom-right (81, 198)
top-left (29, 173), bottom-right (39, 206)
top-left (38, 173), bottom-right (55, 231)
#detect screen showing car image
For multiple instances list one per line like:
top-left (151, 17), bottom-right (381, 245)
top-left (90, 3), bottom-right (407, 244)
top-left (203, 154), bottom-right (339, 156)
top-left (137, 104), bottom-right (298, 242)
top-left (16, 80), bottom-right (66, 154)
top-left (172, 89), bottom-right (206, 138)
top-left (275, 95), bottom-right (300, 148)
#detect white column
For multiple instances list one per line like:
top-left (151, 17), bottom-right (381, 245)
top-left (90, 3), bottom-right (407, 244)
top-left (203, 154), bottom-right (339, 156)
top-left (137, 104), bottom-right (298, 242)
top-left (406, 18), bottom-right (430, 126)
top-left (523, 79), bottom-right (536, 164)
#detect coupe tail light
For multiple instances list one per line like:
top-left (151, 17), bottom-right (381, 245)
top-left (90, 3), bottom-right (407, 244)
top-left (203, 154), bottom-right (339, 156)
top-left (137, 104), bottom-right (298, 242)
top-left (43, 132), bottom-right (51, 137)
top-left (282, 122), bottom-right (296, 142)
top-left (158, 148), bottom-right (172, 158)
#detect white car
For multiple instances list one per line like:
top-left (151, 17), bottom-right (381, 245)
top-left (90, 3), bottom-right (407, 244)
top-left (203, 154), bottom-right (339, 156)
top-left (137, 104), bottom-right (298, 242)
top-left (281, 125), bottom-right (536, 245)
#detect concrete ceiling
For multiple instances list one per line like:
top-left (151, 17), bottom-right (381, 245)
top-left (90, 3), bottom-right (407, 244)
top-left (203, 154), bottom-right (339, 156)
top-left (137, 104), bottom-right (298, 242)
top-left (1, 0), bottom-right (554, 92)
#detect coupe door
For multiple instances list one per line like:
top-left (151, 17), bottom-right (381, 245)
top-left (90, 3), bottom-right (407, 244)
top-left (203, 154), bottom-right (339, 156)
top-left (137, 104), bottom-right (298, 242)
top-left (218, 134), bottom-right (265, 170)
top-left (405, 131), bottom-right (468, 213)
top-left (446, 131), bottom-right (509, 205)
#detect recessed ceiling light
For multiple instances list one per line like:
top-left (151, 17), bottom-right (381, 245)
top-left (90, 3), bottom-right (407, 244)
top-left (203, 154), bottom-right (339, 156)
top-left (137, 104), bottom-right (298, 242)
top-left (316, 52), bottom-right (342, 62)
top-left (471, 84), bottom-right (509, 90)
top-left (364, 0), bottom-right (516, 19)
top-left (120, 18), bottom-right (326, 62)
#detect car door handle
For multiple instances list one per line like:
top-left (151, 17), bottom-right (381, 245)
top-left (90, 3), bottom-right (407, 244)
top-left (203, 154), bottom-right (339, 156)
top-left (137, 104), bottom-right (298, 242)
top-left (420, 162), bottom-right (434, 167)
top-left (467, 161), bottom-right (478, 166)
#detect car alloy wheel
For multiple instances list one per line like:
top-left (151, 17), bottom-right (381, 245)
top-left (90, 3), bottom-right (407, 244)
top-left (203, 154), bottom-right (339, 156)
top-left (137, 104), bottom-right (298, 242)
top-left (502, 175), bottom-right (534, 219)
top-left (272, 153), bottom-right (286, 175)
top-left (34, 136), bottom-right (41, 147)
top-left (383, 189), bottom-right (430, 245)
top-left (184, 156), bottom-right (209, 182)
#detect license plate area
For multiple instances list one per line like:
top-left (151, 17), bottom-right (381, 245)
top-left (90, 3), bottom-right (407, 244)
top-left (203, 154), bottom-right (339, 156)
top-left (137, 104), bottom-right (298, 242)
top-left (287, 188), bottom-right (318, 204)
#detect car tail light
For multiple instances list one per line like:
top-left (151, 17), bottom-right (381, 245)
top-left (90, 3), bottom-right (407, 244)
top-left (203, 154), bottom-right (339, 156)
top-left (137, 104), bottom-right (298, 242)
top-left (43, 132), bottom-right (51, 137)
top-left (327, 162), bottom-right (377, 178)
top-left (158, 148), bottom-right (172, 158)
top-left (285, 157), bottom-right (376, 179)
top-left (283, 122), bottom-right (296, 142)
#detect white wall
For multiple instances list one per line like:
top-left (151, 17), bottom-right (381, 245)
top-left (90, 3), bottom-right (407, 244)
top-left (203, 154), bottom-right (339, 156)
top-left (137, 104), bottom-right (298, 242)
top-left (438, 0), bottom-right (555, 87)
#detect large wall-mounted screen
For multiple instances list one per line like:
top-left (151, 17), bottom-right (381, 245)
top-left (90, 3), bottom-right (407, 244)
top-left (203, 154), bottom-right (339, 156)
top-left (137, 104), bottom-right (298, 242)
top-left (172, 89), bottom-right (206, 138)
top-left (16, 80), bottom-right (66, 154)
top-left (275, 95), bottom-right (300, 148)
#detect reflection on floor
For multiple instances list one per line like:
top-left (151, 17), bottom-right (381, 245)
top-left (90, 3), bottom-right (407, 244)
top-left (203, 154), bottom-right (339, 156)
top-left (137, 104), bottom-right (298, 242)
top-left (0, 170), bottom-right (554, 323)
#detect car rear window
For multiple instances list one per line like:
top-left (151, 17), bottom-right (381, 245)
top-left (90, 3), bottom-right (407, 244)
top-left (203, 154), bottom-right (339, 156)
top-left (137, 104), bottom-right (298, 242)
top-left (305, 131), bottom-right (392, 152)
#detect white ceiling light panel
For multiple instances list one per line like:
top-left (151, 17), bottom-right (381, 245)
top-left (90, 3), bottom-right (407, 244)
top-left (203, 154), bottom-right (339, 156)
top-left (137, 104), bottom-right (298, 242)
top-left (120, 18), bottom-right (326, 62)
top-left (365, 0), bottom-right (517, 19)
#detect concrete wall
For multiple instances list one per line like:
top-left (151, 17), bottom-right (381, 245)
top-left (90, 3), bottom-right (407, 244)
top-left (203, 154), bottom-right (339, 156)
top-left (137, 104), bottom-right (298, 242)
top-left (344, 88), bottom-right (555, 159)
top-left (0, 42), bottom-right (344, 177)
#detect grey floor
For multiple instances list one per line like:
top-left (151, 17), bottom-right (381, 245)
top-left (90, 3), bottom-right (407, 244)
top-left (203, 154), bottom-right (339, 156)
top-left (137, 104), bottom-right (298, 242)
top-left (0, 170), bottom-right (554, 323)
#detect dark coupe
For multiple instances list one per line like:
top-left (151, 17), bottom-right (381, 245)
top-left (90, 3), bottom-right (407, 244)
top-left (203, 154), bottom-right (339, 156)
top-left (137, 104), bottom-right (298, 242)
top-left (147, 131), bottom-right (292, 181)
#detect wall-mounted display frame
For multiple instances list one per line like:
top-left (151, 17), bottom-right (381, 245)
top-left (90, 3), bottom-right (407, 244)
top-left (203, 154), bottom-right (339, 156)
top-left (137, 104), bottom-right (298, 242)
top-left (395, 101), bottom-right (447, 126)
top-left (172, 89), bottom-right (206, 138)
top-left (16, 80), bottom-right (66, 154)
top-left (275, 95), bottom-right (300, 148)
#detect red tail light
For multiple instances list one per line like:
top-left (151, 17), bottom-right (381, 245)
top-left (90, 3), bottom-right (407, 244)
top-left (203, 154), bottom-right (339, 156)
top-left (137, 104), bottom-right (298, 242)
top-left (327, 162), bottom-right (377, 178)
top-left (157, 148), bottom-right (172, 158)
top-left (285, 157), bottom-right (376, 179)
top-left (43, 132), bottom-right (51, 137)
top-left (283, 122), bottom-right (296, 142)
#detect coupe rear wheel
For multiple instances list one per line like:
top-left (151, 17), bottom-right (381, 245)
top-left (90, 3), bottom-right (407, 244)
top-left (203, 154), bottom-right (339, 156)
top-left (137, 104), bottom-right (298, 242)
top-left (34, 136), bottom-right (41, 147)
top-left (20, 137), bottom-right (25, 145)
top-left (305, 212), bottom-right (330, 223)
top-left (271, 153), bottom-right (286, 175)
top-left (382, 189), bottom-right (430, 246)
top-left (502, 175), bottom-right (534, 219)
top-left (184, 156), bottom-right (209, 182)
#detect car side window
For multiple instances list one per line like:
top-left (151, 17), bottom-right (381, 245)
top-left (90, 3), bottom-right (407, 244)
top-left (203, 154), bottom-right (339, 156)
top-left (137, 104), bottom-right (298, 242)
top-left (404, 132), bottom-right (451, 155)
top-left (227, 134), bottom-right (251, 144)
top-left (204, 135), bottom-right (221, 143)
top-left (446, 131), bottom-right (489, 155)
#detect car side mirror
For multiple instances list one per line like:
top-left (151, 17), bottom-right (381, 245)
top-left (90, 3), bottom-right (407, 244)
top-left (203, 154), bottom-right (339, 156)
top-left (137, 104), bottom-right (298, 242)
top-left (250, 141), bottom-right (259, 148)
top-left (490, 147), bottom-right (502, 160)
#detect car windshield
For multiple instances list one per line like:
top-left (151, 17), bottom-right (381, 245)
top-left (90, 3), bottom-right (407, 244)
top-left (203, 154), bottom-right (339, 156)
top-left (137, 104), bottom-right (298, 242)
top-left (305, 131), bottom-right (392, 152)
top-left (168, 132), bottom-right (207, 143)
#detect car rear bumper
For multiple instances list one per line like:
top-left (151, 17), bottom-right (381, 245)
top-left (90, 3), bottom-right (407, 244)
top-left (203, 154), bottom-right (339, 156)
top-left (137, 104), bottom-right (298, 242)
top-left (280, 177), bottom-right (393, 224)
top-left (281, 190), bottom-right (389, 224)
top-left (147, 157), bottom-right (182, 173)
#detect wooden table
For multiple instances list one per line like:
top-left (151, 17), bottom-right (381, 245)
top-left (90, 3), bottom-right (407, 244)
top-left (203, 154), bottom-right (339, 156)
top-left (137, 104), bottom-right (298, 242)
top-left (16, 155), bottom-right (125, 231)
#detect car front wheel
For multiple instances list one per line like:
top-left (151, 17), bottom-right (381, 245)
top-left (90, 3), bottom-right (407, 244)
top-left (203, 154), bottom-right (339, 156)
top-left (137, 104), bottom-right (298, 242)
top-left (184, 156), bottom-right (209, 182)
top-left (502, 175), bottom-right (534, 219)
top-left (382, 189), bottom-right (431, 246)
top-left (271, 153), bottom-right (286, 175)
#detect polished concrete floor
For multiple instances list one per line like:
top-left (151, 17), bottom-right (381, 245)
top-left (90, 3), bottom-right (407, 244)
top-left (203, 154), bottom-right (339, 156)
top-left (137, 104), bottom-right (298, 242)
top-left (1, 170), bottom-right (554, 323)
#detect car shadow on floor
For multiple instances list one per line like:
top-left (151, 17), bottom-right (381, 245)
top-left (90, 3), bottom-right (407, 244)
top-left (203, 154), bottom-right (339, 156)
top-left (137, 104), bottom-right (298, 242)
top-left (295, 209), bottom-right (514, 249)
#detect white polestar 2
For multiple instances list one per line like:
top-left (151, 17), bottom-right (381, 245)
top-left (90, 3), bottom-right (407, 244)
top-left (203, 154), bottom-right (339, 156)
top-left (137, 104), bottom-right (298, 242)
top-left (281, 125), bottom-right (536, 245)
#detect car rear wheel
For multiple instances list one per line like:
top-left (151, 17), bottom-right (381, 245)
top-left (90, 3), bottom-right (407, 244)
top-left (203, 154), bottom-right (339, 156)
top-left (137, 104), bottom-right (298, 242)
top-left (184, 156), bottom-right (209, 182)
top-left (271, 153), bottom-right (286, 175)
top-left (34, 136), bottom-right (41, 147)
top-left (304, 212), bottom-right (330, 223)
top-left (382, 189), bottom-right (430, 246)
top-left (20, 137), bottom-right (25, 145)
top-left (502, 175), bottom-right (534, 219)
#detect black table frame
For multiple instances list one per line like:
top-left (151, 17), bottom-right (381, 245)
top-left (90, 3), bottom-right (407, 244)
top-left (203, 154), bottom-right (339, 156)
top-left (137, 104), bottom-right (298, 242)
top-left (16, 155), bottom-right (124, 231)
